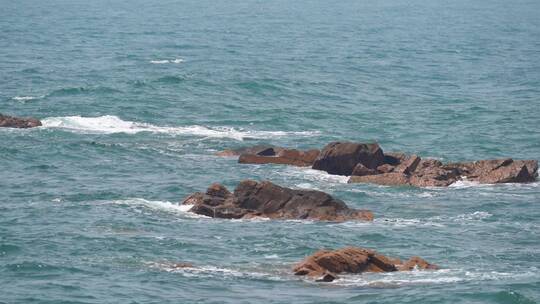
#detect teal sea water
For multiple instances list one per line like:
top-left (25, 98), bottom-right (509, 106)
top-left (1, 0), bottom-right (540, 303)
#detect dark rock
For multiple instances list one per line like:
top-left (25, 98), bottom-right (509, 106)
top-left (182, 180), bottom-right (373, 222)
top-left (0, 113), bottom-right (42, 128)
top-left (312, 142), bottom-right (385, 175)
top-left (293, 247), bottom-right (437, 282)
top-left (376, 164), bottom-right (395, 174)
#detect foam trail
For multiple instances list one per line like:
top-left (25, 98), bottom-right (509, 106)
top-left (12, 95), bottom-right (43, 102)
top-left (150, 58), bottom-right (184, 64)
top-left (41, 115), bottom-right (320, 140)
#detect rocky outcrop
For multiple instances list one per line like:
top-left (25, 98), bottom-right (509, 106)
top-left (182, 180), bottom-right (373, 221)
top-left (0, 113), bottom-right (41, 128)
top-left (238, 147), bottom-right (320, 167)
top-left (219, 142), bottom-right (538, 187)
top-left (293, 247), bottom-right (438, 282)
top-left (312, 142), bottom-right (385, 176)
top-left (216, 145), bottom-right (320, 167)
top-left (349, 155), bottom-right (538, 187)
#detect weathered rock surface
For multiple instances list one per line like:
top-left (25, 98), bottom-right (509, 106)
top-left (0, 113), bottom-right (42, 128)
top-left (238, 147), bottom-right (320, 167)
top-left (293, 247), bottom-right (438, 282)
top-left (349, 154), bottom-right (538, 187)
top-left (312, 142), bottom-right (385, 175)
top-left (182, 180), bottom-right (373, 221)
top-left (219, 142), bottom-right (538, 187)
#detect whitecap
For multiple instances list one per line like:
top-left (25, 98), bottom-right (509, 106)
top-left (333, 267), bottom-right (537, 287)
top-left (40, 115), bottom-right (320, 140)
top-left (12, 95), bottom-right (43, 102)
top-left (108, 198), bottom-right (206, 218)
top-left (147, 262), bottom-right (285, 281)
top-left (150, 58), bottom-right (184, 64)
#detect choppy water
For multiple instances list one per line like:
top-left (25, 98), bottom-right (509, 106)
top-left (1, 0), bottom-right (540, 303)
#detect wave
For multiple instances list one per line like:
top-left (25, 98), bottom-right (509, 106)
top-left (146, 262), bottom-right (285, 281)
top-left (336, 211), bottom-right (493, 228)
top-left (40, 115), bottom-right (320, 140)
top-left (107, 198), bottom-right (205, 218)
top-left (12, 95), bottom-right (44, 102)
top-left (47, 86), bottom-right (122, 97)
top-left (334, 268), bottom-right (538, 288)
top-left (150, 58), bottom-right (184, 64)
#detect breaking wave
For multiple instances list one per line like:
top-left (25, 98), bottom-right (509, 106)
top-left (40, 115), bottom-right (320, 140)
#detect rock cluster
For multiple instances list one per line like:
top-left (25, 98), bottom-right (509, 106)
top-left (218, 141), bottom-right (538, 187)
top-left (182, 180), bottom-right (373, 221)
top-left (0, 113), bottom-right (41, 128)
top-left (293, 247), bottom-right (438, 282)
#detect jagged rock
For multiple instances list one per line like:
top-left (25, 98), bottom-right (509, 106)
top-left (312, 142), bottom-right (385, 175)
top-left (293, 247), bottom-right (438, 282)
top-left (394, 155), bottom-right (421, 174)
top-left (0, 113), bottom-right (41, 128)
top-left (349, 153), bottom-right (538, 187)
top-left (182, 180), bottom-right (373, 221)
top-left (238, 148), bottom-right (320, 167)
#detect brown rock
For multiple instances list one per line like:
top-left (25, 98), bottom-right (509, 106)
top-left (182, 180), bottom-right (373, 222)
top-left (293, 247), bottom-right (437, 282)
top-left (312, 142), bottom-right (385, 175)
top-left (351, 163), bottom-right (379, 176)
top-left (383, 152), bottom-right (408, 166)
top-left (348, 173), bottom-right (410, 186)
top-left (377, 164), bottom-right (395, 174)
top-left (452, 159), bottom-right (538, 184)
top-left (397, 256), bottom-right (438, 271)
top-left (394, 155), bottom-right (421, 174)
top-left (0, 113), bottom-right (42, 128)
top-left (238, 148), bottom-right (320, 167)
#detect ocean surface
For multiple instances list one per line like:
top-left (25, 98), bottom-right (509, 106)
top-left (1, 0), bottom-right (540, 303)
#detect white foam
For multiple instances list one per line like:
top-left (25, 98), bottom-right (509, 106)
top-left (282, 167), bottom-right (349, 184)
top-left (150, 58), bottom-right (184, 64)
top-left (40, 115), bottom-right (320, 140)
top-left (12, 95), bottom-right (43, 102)
top-left (108, 198), bottom-right (205, 218)
top-left (334, 268), bottom-right (537, 287)
top-left (147, 262), bottom-right (284, 281)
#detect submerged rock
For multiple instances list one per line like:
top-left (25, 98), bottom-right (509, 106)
top-left (182, 180), bottom-right (373, 221)
top-left (0, 113), bottom-right (41, 128)
top-left (293, 247), bottom-right (438, 282)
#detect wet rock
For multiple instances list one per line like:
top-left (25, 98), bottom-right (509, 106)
top-left (215, 145), bottom-right (280, 157)
top-left (293, 247), bottom-right (438, 282)
top-left (348, 173), bottom-right (410, 186)
top-left (349, 153), bottom-right (538, 187)
top-left (181, 180), bottom-right (373, 221)
top-left (351, 163), bottom-right (379, 176)
top-left (0, 113), bottom-right (42, 128)
top-left (312, 142), bottom-right (385, 175)
top-left (238, 148), bottom-right (320, 167)
top-left (394, 155), bottom-right (421, 174)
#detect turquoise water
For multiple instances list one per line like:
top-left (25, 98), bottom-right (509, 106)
top-left (1, 0), bottom-right (540, 303)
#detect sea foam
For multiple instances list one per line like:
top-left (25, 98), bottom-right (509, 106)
top-left (150, 58), bottom-right (184, 64)
top-left (41, 115), bottom-right (319, 140)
